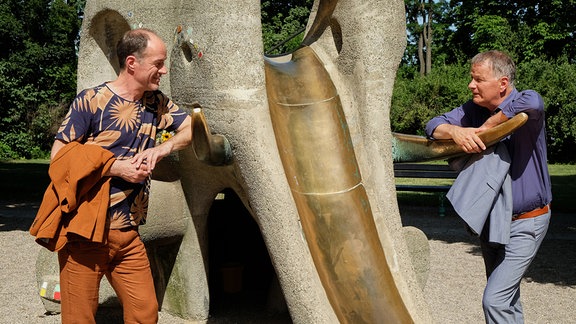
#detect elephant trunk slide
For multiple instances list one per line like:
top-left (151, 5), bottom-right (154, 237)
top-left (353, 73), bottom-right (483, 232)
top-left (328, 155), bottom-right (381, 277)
top-left (265, 46), bottom-right (413, 324)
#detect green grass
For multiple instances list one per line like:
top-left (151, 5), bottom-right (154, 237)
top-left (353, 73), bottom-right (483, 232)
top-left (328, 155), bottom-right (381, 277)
top-left (396, 163), bottom-right (576, 213)
top-left (0, 159), bottom-right (574, 213)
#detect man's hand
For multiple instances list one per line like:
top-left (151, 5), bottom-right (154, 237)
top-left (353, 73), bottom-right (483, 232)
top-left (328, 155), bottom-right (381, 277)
top-left (131, 115), bottom-right (192, 172)
top-left (433, 124), bottom-right (486, 153)
top-left (107, 159), bottom-right (152, 183)
top-left (451, 127), bottom-right (486, 153)
top-left (130, 143), bottom-right (173, 174)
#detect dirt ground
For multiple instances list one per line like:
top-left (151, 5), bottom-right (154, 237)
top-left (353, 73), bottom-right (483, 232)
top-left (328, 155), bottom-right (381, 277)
top-left (402, 205), bottom-right (576, 324)
top-left (1, 201), bottom-right (574, 323)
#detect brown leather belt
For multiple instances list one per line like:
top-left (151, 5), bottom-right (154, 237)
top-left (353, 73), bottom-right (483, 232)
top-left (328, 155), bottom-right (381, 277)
top-left (512, 204), bottom-right (550, 221)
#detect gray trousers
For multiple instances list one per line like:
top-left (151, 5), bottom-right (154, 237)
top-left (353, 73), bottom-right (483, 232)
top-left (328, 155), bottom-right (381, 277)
top-left (479, 210), bottom-right (551, 324)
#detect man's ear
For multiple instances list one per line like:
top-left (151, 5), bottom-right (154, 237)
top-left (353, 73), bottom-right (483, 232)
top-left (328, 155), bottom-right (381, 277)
top-left (125, 55), bottom-right (137, 73)
top-left (499, 76), bottom-right (509, 92)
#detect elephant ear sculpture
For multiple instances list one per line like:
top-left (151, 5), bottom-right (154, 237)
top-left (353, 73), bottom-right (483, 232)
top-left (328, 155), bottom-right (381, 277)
top-left (34, 0), bottom-right (527, 322)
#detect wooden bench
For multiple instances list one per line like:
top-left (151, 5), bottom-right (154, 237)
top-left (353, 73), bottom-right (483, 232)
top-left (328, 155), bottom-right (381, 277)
top-left (394, 163), bottom-right (459, 217)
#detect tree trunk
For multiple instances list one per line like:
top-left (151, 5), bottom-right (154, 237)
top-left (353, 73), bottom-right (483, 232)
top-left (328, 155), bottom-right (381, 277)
top-left (418, 33), bottom-right (425, 76)
top-left (425, 7), bottom-right (432, 75)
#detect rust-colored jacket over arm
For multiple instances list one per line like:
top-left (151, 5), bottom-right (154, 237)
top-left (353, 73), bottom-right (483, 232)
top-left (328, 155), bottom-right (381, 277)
top-left (30, 142), bottom-right (116, 251)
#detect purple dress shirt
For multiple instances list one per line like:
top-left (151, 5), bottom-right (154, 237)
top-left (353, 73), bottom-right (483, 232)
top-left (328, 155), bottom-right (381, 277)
top-left (425, 89), bottom-right (552, 214)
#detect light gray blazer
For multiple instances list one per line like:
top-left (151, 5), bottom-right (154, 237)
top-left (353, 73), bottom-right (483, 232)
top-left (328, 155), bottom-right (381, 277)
top-left (447, 143), bottom-right (512, 244)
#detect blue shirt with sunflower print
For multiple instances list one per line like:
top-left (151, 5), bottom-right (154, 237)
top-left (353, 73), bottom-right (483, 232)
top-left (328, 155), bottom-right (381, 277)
top-left (55, 83), bottom-right (189, 229)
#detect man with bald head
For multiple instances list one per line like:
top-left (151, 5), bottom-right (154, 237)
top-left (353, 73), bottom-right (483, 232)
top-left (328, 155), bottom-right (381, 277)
top-left (50, 28), bottom-right (192, 323)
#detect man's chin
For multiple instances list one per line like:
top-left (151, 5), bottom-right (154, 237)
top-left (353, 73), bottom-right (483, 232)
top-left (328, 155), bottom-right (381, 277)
top-left (148, 83), bottom-right (160, 91)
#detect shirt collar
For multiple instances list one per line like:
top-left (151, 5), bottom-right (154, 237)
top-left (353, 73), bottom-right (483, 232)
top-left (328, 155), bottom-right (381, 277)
top-left (497, 88), bottom-right (518, 111)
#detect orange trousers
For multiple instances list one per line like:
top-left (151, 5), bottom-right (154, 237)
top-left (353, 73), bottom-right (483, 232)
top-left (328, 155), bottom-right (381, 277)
top-left (58, 228), bottom-right (158, 324)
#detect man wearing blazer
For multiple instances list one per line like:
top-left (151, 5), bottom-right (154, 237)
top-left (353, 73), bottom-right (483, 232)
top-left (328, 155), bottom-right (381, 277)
top-left (425, 50), bottom-right (552, 324)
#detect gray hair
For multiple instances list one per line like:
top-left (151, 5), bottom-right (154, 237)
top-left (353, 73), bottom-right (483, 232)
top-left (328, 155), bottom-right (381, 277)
top-left (471, 50), bottom-right (516, 87)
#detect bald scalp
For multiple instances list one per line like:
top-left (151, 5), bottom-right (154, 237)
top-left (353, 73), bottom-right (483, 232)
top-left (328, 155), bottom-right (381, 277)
top-left (116, 28), bottom-right (160, 70)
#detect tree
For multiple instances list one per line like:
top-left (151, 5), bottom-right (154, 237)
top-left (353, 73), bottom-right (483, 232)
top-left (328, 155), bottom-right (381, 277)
top-left (517, 58), bottom-right (576, 163)
top-left (443, 0), bottom-right (576, 64)
top-left (404, 0), bottom-right (449, 75)
top-left (471, 15), bottom-right (514, 54)
top-left (0, 0), bottom-right (83, 159)
top-left (391, 64), bottom-right (470, 136)
top-left (405, 0), bottom-right (432, 75)
top-left (261, 0), bottom-right (313, 55)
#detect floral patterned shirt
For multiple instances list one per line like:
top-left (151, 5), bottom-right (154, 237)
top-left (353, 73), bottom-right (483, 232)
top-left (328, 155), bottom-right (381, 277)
top-left (55, 83), bottom-right (188, 229)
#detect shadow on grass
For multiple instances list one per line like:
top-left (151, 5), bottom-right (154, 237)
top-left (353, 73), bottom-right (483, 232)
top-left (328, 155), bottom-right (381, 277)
top-left (0, 161), bottom-right (50, 201)
top-left (0, 161), bottom-right (49, 231)
top-left (550, 174), bottom-right (576, 214)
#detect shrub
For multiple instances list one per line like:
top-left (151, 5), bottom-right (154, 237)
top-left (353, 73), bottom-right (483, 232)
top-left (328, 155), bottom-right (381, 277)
top-left (391, 64), bottom-right (470, 136)
top-left (517, 58), bottom-right (576, 163)
top-left (391, 60), bottom-right (576, 164)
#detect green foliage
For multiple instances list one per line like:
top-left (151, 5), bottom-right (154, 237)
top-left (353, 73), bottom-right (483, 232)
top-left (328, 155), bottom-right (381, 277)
top-left (517, 58), bottom-right (576, 163)
top-left (0, 142), bottom-right (18, 160)
top-left (261, 0), bottom-right (313, 55)
top-left (391, 64), bottom-right (470, 136)
top-left (0, 131), bottom-right (46, 160)
top-left (0, 0), bottom-right (574, 164)
top-left (391, 59), bottom-right (576, 163)
top-left (0, 0), bottom-right (82, 159)
top-left (398, 1), bottom-right (576, 163)
top-left (471, 15), bottom-right (515, 54)
top-left (437, 1), bottom-right (576, 64)
top-left (404, 0), bottom-right (450, 67)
